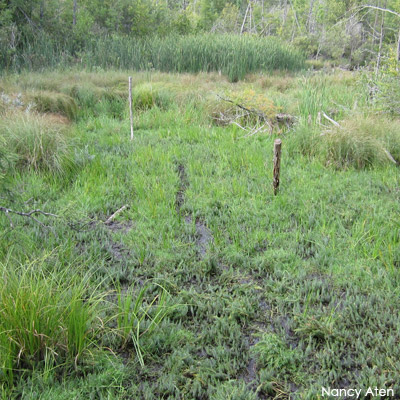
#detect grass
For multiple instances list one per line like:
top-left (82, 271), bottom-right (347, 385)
top-left (1, 34), bottom-right (306, 82)
top-left (0, 111), bottom-right (76, 176)
top-left (116, 282), bottom-right (172, 366)
top-left (1, 68), bottom-right (400, 398)
top-left (0, 258), bottom-right (100, 386)
top-left (320, 115), bottom-right (400, 168)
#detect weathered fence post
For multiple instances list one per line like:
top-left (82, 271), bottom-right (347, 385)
top-left (273, 139), bottom-right (282, 195)
top-left (129, 76), bottom-right (134, 141)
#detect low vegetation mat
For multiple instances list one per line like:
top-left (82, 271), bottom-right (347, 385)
top-left (0, 70), bottom-right (399, 399)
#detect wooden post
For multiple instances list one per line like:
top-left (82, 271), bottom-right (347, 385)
top-left (273, 139), bottom-right (282, 195)
top-left (129, 76), bottom-right (134, 141)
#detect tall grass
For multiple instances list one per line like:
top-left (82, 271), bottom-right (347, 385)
top-left (0, 261), bottom-right (101, 386)
top-left (0, 260), bottom-right (172, 389)
top-left (290, 115), bottom-right (400, 169)
top-left (1, 34), bottom-right (305, 82)
top-left (0, 111), bottom-right (76, 175)
top-left (321, 116), bottom-right (400, 169)
top-left (116, 282), bottom-right (171, 366)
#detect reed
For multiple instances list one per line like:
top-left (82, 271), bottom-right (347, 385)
top-left (1, 34), bottom-right (305, 81)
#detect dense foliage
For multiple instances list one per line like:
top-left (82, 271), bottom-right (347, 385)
top-left (1, 0), bottom-right (400, 71)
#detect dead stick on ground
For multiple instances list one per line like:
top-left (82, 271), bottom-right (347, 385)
top-left (322, 111), bottom-right (341, 128)
top-left (129, 76), bottom-right (134, 141)
top-left (383, 148), bottom-right (398, 164)
top-left (273, 139), bottom-right (282, 196)
top-left (0, 206), bottom-right (58, 227)
top-left (105, 205), bottom-right (128, 225)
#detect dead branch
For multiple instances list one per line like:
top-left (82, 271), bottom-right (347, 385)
top-left (322, 112), bottom-right (341, 128)
top-left (217, 94), bottom-right (267, 121)
top-left (241, 124), bottom-right (269, 138)
top-left (383, 149), bottom-right (398, 165)
top-left (105, 205), bottom-right (129, 225)
top-left (356, 5), bottom-right (400, 19)
top-left (276, 113), bottom-right (297, 127)
top-left (0, 206), bottom-right (58, 228)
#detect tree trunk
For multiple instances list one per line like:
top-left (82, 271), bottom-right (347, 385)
top-left (375, 0), bottom-right (387, 76)
top-left (373, 0), bottom-right (380, 44)
top-left (397, 27), bottom-right (400, 71)
top-left (282, 0), bottom-right (288, 26)
top-left (40, 2), bottom-right (44, 24)
top-left (240, 3), bottom-right (250, 34)
top-left (73, 0), bottom-right (77, 26)
top-left (307, 0), bottom-right (316, 33)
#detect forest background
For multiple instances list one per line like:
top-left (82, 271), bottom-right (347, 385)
top-left (1, 0), bottom-right (400, 71)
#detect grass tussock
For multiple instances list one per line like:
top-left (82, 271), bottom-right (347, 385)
top-left (116, 283), bottom-right (171, 367)
top-left (131, 83), bottom-right (173, 111)
top-left (321, 116), bottom-right (400, 169)
top-left (0, 262), bottom-right (100, 385)
top-left (0, 111), bottom-right (76, 175)
top-left (290, 115), bottom-right (400, 169)
top-left (0, 258), bottom-right (172, 389)
top-left (28, 91), bottom-right (78, 120)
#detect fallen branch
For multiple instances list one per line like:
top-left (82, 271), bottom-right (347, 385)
top-left (0, 206), bottom-right (58, 228)
top-left (216, 94), bottom-right (267, 121)
top-left (322, 112), bottom-right (341, 128)
top-left (383, 149), bottom-right (398, 165)
top-left (105, 205), bottom-right (129, 225)
top-left (276, 113), bottom-right (297, 127)
top-left (241, 123), bottom-right (269, 138)
top-left (231, 121), bottom-right (248, 131)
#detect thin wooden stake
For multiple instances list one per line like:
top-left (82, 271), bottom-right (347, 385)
top-left (129, 76), bottom-right (134, 140)
top-left (273, 139), bottom-right (282, 195)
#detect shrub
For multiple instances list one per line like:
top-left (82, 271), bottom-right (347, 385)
top-left (364, 49), bottom-right (400, 117)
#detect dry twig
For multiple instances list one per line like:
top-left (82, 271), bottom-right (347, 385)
top-left (105, 205), bottom-right (129, 225)
top-left (0, 206), bottom-right (58, 228)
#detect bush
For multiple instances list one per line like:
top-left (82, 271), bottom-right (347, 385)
top-left (363, 50), bottom-right (400, 116)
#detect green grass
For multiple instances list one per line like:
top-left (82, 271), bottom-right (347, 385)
top-left (1, 69), bottom-right (400, 399)
top-left (0, 111), bottom-right (76, 176)
top-left (1, 34), bottom-right (305, 82)
top-left (0, 258), bottom-right (100, 386)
